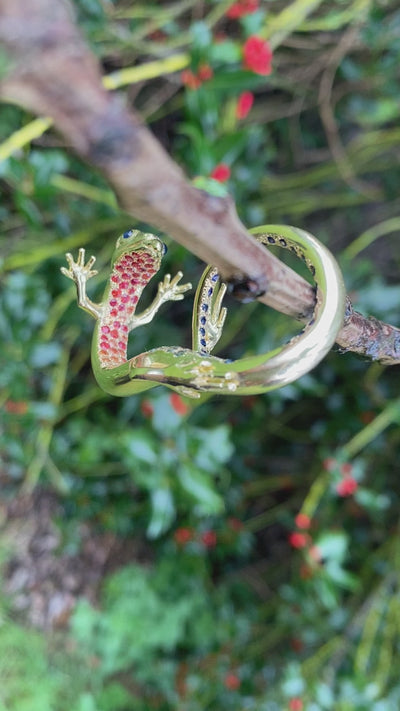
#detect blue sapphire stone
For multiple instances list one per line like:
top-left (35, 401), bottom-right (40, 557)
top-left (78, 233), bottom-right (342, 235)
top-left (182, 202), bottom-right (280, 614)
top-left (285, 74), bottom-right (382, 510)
top-left (123, 230), bottom-right (133, 239)
top-left (207, 287), bottom-right (213, 297)
top-left (200, 338), bottom-right (207, 347)
top-left (200, 316), bottom-right (206, 325)
top-left (211, 273), bottom-right (219, 282)
top-left (201, 304), bottom-right (209, 312)
top-left (200, 328), bottom-right (206, 336)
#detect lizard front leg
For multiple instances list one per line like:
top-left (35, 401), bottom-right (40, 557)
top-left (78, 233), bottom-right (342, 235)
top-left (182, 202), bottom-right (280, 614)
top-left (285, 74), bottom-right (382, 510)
top-left (128, 271), bottom-right (192, 330)
top-left (61, 248), bottom-right (103, 320)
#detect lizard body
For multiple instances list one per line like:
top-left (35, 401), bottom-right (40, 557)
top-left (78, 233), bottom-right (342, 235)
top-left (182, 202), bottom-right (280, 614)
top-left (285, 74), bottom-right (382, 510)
top-left (61, 226), bottom-right (346, 398)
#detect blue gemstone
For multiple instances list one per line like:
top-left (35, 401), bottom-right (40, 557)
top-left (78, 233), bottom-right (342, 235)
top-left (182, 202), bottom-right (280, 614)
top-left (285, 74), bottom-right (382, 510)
top-left (201, 304), bottom-right (208, 312)
top-left (207, 287), bottom-right (213, 297)
top-left (161, 242), bottom-right (168, 256)
top-left (200, 316), bottom-right (206, 325)
top-left (200, 328), bottom-right (206, 336)
top-left (200, 338), bottom-right (207, 347)
top-left (211, 273), bottom-right (219, 282)
top-left (123, 230), bottom-right (132, 239)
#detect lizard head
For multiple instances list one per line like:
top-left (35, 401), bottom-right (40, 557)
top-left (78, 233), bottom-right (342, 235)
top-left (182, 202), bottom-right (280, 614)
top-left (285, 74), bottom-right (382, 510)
top-left (112, 229), bottom-right (167, 267)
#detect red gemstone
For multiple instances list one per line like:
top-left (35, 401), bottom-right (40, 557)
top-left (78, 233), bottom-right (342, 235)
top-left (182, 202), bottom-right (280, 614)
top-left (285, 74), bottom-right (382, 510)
top-left (101, 325), bottom-right (110, 334)
top-left (109, 299), bottom-right (117, 306)
top-left (122, 325), bottom-right (128, 332)
top-left (110, 309), bottom-right (118, 317)
top-left (118, 305), bottom-right (125, 311)
top-left (120, 282), bottom-right (128, 289)
top-left (113, 321), bottom-right (121, 327)
top-left (121, 295), bottom-right (129, 303)
top-left (118, 341), bottom-right (126, 349)
top-left (111, 275), bottom-right (118, 283)
top-left (110, 329), bottom-right (119, 338)
top-left (111, 289), bottom-right (120, 298)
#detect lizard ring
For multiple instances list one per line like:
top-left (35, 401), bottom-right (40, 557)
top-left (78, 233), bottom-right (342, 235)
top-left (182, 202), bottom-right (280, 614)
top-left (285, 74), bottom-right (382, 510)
top-left (61, 225), bottom-right (346, 398)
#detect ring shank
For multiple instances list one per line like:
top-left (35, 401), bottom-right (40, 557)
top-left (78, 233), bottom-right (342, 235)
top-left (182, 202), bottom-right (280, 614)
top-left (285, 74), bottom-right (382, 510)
top-left (227, 225), bottom-right (346, 391)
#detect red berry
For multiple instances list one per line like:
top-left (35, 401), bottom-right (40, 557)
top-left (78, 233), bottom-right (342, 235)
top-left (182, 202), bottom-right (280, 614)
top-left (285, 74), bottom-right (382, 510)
top-left (169, 393), bottom-right (190, 416)
top-left (322, 457), bottom-right (337, 472)
top-left (227, 0), bottom-right (259, 19)
top-left (228, 517), bottom-right (243, 531)
top-left (224, 672), bottom-right (241, 690)
top-left (181, 69), bottom-right (201, 90)
top-left (288, 532), bottom-right (309, 549)
top-left (243, 36), bottom-right (273, 75)
top-left (5, 400), bottom-right (28, 415)
top-left (336, 477), bottom-right (358, 497)
top-left (210, 164), bottom-right (231, 182)
top-left (236, 91), bottom-right (254, 119)
top-left (290, 637), bottom-right (304, 653)
top-left (201, 530), bottom-right (217, 548)
top-left (140, 400), bottom-right (153, 418)
top-left (295, 513), bottom-right (311, 530)
top-left (340, 462), bottom-right (353, 476)
top-left (309, 545), bottom-right (322, 563)
top-left (197, 63), bottom-right (213, 81)
top-left (174, 527), bottom-right (194, 545)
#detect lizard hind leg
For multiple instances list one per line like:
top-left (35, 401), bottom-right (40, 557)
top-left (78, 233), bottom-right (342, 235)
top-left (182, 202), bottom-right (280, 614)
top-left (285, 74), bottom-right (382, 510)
top-left (192, 266), bottom-right (227, 355)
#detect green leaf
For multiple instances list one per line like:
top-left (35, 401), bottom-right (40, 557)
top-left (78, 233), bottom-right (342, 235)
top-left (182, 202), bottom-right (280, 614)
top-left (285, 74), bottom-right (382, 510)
top-left (356, 489), bottom-right (390, 511)
top-left (151, 393), bottom-right (186, 436)
top-left (74, 693), bottom-right (97, 711)
top-left (30, 149), bottom-right (68, 185)
top-left (192, 176), bottom-right (230, 197)
top-left (208, 40), bottom-right (242, 64)
top-left (190, 21), bottom-right (212, 49)
top-left (192, 425), bottom-right (234, 470)
top-left (325, 562), bottom-right (359, 591)
top-left (177, 463), bottom-right (224, 515)
top-left (315, 531), bottom-right (349, 562)
top-left (206, 70), bottom-right (267, 91)
top-left (120, 429), bottom-right (158, 464)
top-left (147, 488), bottom-right (175, 539)
top-left (29, 342), bottom-right (62, 367)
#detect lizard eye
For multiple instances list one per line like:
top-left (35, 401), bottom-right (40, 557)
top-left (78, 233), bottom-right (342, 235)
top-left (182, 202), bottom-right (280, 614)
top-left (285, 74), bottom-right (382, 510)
top-left (161, 242), bottom-right (168, 256)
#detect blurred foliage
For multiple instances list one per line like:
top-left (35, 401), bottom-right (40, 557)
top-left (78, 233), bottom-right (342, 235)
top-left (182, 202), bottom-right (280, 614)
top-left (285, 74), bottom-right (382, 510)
top-left (2, 0), bottom-right (400, 709)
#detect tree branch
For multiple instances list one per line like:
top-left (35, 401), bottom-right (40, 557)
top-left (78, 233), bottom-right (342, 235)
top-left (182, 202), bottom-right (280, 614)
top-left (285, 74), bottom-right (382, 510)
top-left (0, 0), bottom-right (399, 364)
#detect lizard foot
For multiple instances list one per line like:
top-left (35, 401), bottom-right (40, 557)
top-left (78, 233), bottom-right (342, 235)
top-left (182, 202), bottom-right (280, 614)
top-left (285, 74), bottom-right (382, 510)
top-left (196, 269), bottom-right (227, 354)
top-left (157, 271), bottom-right (192, 302)
top-left (61, 248), bottom-right (98, 285)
